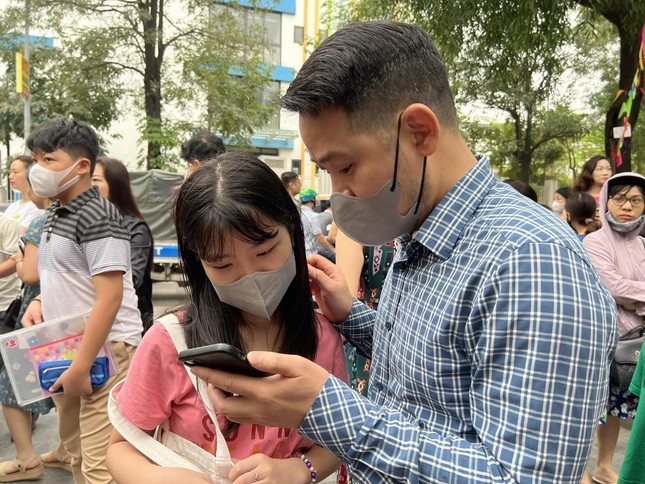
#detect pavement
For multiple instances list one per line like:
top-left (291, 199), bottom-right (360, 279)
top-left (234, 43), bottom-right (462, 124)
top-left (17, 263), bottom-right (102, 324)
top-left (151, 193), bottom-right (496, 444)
top-left (0, 282), bottom-right (634, 482)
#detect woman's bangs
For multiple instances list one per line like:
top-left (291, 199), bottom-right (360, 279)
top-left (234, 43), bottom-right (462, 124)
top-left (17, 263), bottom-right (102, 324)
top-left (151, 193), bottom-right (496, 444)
top-left (189, 205), bottom-right (279, 262)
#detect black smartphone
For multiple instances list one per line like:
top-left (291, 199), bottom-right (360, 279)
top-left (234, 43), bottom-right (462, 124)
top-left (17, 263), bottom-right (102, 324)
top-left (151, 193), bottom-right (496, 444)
top-left (178, 343), bottom-right (270, 377)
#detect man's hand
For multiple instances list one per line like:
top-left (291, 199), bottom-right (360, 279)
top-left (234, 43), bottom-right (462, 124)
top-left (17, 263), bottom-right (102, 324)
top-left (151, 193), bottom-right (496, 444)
top-left (21, 300), bottom-right (43, 327)
top-left (50, 366), bottom-right (93, 397)
top-left (307, 254), bottom-right (353, 323)
top-left (192, 352), bottom-right (329, 429)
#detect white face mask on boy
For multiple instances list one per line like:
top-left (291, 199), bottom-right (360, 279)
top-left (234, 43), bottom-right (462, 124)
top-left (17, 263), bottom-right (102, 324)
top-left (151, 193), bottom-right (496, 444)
top-left (29, 160), bottom-right (81, 198)
top-left (210, 251), bottom-right (296, 320)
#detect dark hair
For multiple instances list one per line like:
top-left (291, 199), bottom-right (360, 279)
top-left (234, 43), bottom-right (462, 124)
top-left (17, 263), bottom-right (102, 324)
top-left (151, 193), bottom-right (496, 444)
top-left (572, 155), bottom-right (610, 193)
top-left (174, 152), bottom-right (318, 359)
top-left (95, 157), bottom-right (145, 220)
top-left (12, 155), bottom-right (34, 169)
top-left (565, 192), bottom-right (599, 234)
top-left (555, 187), bottom-right (572, 199)
top-left (607, 182), bottom-right (645, 201)
top-left (180, 132), bottom-right (225, 162)
top-left (26, 117), bottom-right (99, 174)
top-left (280, 171), bottom-right (299, 189)
top-left (281, 21), bottom-right (458, 135)
top-left (505, 180), bottom-right (538, 202)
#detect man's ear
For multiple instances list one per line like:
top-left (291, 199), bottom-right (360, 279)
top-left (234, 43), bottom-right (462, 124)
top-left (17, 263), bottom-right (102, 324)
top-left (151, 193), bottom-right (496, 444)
top-left (78, 158), bottom-right (92, 176)
top-left (401, 103), bottom-right (440, 158)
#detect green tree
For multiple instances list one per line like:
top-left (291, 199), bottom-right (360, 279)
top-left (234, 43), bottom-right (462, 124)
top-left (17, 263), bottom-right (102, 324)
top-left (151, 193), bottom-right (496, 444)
top-left (0, 31), bottom-right (121, 160)
top-left (345, 0), bottom-right (645, 176)
top-left (2, 0), bottom-right (276, 170)
top-left (344, 0), bottom-right (586, 183)
top-left (572, 0), bottom-right (645, 172)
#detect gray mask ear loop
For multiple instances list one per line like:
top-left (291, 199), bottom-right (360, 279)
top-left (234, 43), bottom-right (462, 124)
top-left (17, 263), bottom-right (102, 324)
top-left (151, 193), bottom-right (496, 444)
top-left (392, 112), bottom-right (427, 215)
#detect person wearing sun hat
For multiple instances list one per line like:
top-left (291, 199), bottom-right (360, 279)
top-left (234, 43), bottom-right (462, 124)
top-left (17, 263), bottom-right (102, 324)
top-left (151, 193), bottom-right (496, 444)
top-left (299, 188), bottom-right (336, 261)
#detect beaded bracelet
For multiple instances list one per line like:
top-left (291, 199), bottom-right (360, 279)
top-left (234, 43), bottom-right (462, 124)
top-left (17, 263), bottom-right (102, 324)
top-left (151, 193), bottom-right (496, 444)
top-left (294, 453), bottom-right (317, 483)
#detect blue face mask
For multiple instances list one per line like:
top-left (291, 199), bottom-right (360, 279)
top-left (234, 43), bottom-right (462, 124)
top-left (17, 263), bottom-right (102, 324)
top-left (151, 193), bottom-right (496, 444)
top-left (330, 113), bottom-right (426, 246)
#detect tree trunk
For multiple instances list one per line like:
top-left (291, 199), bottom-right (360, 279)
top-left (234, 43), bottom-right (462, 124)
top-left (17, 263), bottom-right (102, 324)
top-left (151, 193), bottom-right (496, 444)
top-left (141, 0), bottom-right (164, 170)
top-left (604, 24), bottom-right (643, 173)
top-left (520, 104), bottom-right (534, 183)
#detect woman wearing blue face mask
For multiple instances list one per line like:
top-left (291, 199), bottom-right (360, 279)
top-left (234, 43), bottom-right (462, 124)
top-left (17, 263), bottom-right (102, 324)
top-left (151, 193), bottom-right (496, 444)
top-left (107, 152), bottom-right (348, 484)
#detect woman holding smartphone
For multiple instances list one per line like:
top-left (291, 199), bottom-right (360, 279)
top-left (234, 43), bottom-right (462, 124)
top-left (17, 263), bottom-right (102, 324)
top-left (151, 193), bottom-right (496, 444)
top-left (107, 152), bottom-right (348, 484)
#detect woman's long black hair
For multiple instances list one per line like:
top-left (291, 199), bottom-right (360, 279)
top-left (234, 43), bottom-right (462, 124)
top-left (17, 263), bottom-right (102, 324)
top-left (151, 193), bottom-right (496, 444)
top-left (174, 152), bottom-right (318, 360)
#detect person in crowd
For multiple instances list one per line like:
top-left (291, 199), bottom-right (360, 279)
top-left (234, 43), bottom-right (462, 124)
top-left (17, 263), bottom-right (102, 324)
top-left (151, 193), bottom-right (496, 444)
top-left (281, 171), bottom-right (302, 204)
top-left (92, 157), bottom-right (154, 332)
top-left (5, 156), bottom-right (44, 233)
top-left (194, 21), bottom-right (617, 482)
top-left (0, 183), bottom-right (65, 482)
top-left (573, 155), bottom-right (613, 203)
top-left (318, 204), bottom-right (334, 237)
top-left (180, 131), bottom-right (225, 179)
top-left (618, 341), bottom-right (645, 484)
top-left (565, 192), bottom-right (600, 241)
top-left (504, 179), bottom-right (539, 202)
top-left (21, 117), bottom-right (142, 484)
top-left (106, 152), bottom-right (347, 483)
top-left (0, 214), bottom-right (20, 334)
top-left (552, 186), bottom-right (572, 219)
top-left (335, 230), bottom-right (397, 398)
top-left (582, 173), bottom-right (645, 484)
top-left (299, 188), bottom-right (336, 262)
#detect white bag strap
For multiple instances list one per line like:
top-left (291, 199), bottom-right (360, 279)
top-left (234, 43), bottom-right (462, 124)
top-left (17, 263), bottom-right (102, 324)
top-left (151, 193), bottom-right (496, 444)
top-left (108, 381), bottom-right (224, 475)
top-left (157, 314), bottom-right (232, 463)
top-left (107, 314), bottom-right (233, 482)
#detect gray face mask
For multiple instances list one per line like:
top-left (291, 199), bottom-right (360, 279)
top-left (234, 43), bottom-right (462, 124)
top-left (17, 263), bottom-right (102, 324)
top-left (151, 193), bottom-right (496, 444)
top-left (210, 251), bottom-right (296, 320)
top-left (331, 179), bottom-right (421, 246)
top-left (330, 113), bottom-right (426, 246)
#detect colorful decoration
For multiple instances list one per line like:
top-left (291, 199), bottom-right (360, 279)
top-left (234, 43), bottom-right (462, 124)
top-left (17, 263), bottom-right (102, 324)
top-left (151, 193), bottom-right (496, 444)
top-left (614, 23), bottom-right (645, 167)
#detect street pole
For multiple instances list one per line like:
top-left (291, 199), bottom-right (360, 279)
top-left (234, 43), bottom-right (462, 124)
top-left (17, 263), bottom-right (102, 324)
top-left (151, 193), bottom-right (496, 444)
top-left (23, 0), bottom-right (31, 149)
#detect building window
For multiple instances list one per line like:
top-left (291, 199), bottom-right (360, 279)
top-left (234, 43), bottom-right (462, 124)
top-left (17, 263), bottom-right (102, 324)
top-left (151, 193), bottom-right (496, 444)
top-left (231, 8), bottom-right (282, 65)
top-left (257, 81), bottom-right (281, 130)
top-left (294, 26), bottom-right (304, 44)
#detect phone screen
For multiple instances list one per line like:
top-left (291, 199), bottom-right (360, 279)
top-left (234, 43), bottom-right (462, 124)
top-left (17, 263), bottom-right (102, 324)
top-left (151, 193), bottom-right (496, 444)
top-left (178, 343), bottom-right (270, 377)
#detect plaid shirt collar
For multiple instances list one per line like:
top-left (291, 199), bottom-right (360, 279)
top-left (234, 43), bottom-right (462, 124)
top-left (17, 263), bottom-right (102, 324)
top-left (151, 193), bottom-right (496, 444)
top-left (401, 154), bottom-right (495, 261)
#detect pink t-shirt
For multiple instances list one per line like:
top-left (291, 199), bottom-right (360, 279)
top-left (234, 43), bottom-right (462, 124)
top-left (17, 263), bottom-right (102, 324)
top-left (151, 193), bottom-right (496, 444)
top-left (116, 312), bottom-right (349, 459)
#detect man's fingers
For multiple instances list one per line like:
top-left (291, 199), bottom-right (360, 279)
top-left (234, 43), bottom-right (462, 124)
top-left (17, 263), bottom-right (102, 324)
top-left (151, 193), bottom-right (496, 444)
top-left (307, 254), bottom-right (338, 280)
top-left (246, 351), bottom-right (308, 378)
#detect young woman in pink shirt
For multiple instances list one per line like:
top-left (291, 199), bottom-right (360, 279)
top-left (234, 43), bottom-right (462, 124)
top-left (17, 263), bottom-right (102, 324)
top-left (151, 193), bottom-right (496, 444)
top-left (107, 152), bottom-right (347, 484)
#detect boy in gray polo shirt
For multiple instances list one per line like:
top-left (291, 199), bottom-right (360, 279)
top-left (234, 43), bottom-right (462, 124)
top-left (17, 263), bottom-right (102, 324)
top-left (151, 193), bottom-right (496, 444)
top-left (22, 118), bottom-right (142, 484)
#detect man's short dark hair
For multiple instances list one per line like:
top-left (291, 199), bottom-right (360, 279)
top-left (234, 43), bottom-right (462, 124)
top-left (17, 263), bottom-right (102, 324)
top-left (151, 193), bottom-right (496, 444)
top-left (181, 132), bottom-right (225, 163)
top-left (281, 171), bottom-right (299, 189)
top-left (26, 117), bottom-right (99, 173)
top-left (281, 21), bottom-right (458, 136)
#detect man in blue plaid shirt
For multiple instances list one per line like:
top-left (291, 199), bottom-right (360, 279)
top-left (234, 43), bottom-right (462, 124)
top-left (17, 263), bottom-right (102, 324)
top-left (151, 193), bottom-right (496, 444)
top-left (196, 22), bottom-right (618, 482)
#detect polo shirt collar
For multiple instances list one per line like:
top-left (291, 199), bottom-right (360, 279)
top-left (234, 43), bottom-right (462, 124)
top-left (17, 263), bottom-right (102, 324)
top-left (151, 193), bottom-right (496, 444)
top-left (51, 186), bottom-right (100, 214)
top-left (412, 154), bottom-right (496, 261)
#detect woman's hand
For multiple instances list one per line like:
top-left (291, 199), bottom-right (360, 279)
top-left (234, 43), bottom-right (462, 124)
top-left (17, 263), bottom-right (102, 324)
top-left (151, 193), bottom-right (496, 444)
top-left (229, 454), bottom-right (311, 484)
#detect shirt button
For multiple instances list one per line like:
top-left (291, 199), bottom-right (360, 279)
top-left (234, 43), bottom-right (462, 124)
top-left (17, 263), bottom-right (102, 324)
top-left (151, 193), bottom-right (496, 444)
top-left (418, 421), bottom-right (426, 430)
top-left (385, 322), bottom-right (392, 331)
top-left (374, 382), bottom-right (383, 392)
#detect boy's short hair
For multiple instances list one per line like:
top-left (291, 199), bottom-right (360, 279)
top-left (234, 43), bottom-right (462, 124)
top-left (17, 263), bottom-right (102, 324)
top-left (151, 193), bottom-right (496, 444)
top-left (180, 132), bottom-right (225, 163)
top-left (26, 118), bottom-right (99, 174)
top-left (281, 171), bottom-right (299, 187)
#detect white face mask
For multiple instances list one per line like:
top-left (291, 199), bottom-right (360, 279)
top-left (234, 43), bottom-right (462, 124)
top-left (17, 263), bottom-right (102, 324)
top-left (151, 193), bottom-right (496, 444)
top-left (210, 251), bottom-right (296, 320)
top-left (551, 200), bottom-right (565, 214)
top-left (29, 160), bottom-right (81, 198)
